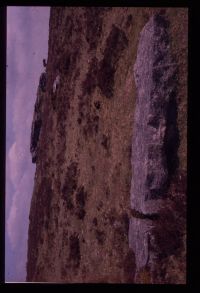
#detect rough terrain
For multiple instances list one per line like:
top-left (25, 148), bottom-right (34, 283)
top-left (27, 7), bottom-right (187, 283)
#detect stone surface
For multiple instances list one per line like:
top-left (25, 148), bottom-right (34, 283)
top-left (30, 73), bottom-right (46, 163)
top-left (53, 75), bottom-right (60, 93)
top-left (27, 8), bottom-right (187, 283)
top-left (131, 14), bottom-right (178, 214)
top-left (129, 14), bottom-right (186, 283)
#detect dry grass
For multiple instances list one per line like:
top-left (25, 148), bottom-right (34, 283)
top-left (27, 7), bottom-right (187, 283)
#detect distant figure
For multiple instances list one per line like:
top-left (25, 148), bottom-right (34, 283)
top-left (43, 59), bottom-right (47, 67)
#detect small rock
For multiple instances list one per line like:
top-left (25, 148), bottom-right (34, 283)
top-left (53, 75), bottom-right (60, 93)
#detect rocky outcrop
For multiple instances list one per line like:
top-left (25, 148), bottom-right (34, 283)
top-left (30, 72), bottom-right (46, 163)
top-left (27, 8), bottom-right (187, 283)
top-left (129, 14), bottom-right (186, 284)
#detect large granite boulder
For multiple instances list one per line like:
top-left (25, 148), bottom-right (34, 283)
top-left (129, 14), bottom-right (186, 283)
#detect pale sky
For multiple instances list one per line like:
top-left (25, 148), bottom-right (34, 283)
top-left (6, 6), bottom-right (50, 282)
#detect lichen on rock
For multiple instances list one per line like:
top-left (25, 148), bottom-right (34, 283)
top-left (131, 14), bottom-right (179, 213)
top-left (129, 14), bottom-right (185, 283)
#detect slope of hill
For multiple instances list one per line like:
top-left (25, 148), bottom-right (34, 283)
top-left (26, 7), bottom-right (187, 283)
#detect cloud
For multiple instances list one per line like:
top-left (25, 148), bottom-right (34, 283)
top-left (8, 142), bottom-right (23, 189)
top-left (7, 169), bottom-right (34, 250)
top-left (7, 203), bottom-right (17, 247)
top-left (6, 6), bottom-right (50, 281)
